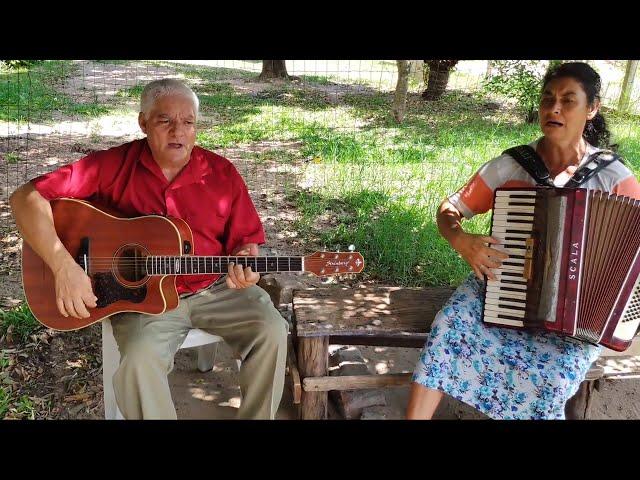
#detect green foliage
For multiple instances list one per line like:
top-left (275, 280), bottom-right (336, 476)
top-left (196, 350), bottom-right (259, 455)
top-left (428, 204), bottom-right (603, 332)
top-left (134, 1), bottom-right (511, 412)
top-left (295, 189), bottom-right (486, 286)
top-left (0, 304), bottom-right (40, 419)
top-left (300, 75), bottom-right (331, 85)
top-left (0, 386), bottom-right (36, 420)
top-left (0, 60), bottom-right (109, 123)
top-left (0, 304), bottom-right (41, 343)
top-left (1, 60), bottom-right (42, 70)
top-left (189, 68), bottom-right (638, 285)
top-left (116, 84), bottom-right (145, 98)
top-left (484, 60), bottom-right (546, 123)
top-left (4, 152), bottom-right (21, 164)
top-left (3, 60), bottom-right (639, 288)
top-left (0, 386), bottom-right (11, 418)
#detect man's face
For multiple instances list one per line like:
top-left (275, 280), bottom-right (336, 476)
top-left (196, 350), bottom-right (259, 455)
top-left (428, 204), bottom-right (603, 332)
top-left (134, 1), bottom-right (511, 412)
top-left (138, 94), bottom-right (197, 167)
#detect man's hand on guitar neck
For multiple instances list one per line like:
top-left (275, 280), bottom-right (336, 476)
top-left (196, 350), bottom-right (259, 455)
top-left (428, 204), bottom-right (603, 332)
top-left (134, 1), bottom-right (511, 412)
top-left (226, 243), bottom-right (261, 289)
top-left (53, 256), bottom-right (98, 319)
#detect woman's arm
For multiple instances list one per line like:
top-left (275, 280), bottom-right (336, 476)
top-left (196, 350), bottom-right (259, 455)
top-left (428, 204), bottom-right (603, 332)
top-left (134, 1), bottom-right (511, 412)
top-left (436, 199), bottom-right (508, 280)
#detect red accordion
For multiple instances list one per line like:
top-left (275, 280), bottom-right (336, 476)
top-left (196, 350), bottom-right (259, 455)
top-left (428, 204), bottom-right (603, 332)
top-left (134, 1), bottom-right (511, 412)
top-left (481, 187), bottom-right (640, 352)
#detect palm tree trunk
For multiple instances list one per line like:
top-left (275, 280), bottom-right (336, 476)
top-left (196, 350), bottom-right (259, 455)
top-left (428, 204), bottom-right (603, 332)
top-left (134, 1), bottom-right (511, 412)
top-left (422, 64), bottom-right (452, 100)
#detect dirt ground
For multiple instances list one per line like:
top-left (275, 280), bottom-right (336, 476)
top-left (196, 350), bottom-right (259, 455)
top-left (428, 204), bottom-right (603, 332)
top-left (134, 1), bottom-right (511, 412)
top-left (168, 338), bottom-right (640, 420)
top-left (3, 313), bottom-right (638, 420)
top-left (1, 60), bottom-right (639, 420)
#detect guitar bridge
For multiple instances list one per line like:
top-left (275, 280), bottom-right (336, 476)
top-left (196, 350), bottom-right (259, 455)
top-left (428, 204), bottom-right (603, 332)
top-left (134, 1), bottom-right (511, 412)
top-left (76, 237), bottom-right (90, 275)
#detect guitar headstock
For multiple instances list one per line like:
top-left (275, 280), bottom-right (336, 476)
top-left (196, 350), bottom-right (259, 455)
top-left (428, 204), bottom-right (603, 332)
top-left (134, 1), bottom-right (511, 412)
top-left (304, 251), bottom-right (365, 276)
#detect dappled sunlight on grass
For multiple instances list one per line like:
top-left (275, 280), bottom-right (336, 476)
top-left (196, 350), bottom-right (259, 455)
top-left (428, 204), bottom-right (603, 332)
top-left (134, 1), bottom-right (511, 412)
top-left (3, 60), bottom-right (639, 288)
top-left (0, 61), bottom-right (112, 123)
top-left (609, 113), bottom-right (640, 174)
top-left (292, 186), bottom-right (491, 287)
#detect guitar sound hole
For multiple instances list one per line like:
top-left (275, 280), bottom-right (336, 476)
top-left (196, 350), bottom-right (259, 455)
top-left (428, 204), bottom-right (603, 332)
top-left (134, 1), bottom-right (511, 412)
top-left (115, 245), bottom-right (148, 283)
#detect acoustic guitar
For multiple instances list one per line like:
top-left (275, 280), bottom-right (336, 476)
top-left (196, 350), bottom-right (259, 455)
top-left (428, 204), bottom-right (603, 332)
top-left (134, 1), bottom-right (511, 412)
top-left (21, 198), bottom-right (365, 331)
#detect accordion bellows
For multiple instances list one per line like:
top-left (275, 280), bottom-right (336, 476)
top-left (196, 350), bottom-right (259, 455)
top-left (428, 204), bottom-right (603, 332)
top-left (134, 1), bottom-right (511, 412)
top-left (481, 187), bottom-right (640, 352)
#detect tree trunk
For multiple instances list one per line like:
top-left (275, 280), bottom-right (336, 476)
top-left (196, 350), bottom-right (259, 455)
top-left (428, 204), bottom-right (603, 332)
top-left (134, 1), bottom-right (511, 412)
top-left (618, 60), bottom-right (639, 113)
top-left (422, 64), bottom-right (452, 101)
top-left (485, 60), bottom-right (493, 79)
top-left (258, 60), bottom-right (290, 80)
top-left (392, 60), bottom-right (410, 123)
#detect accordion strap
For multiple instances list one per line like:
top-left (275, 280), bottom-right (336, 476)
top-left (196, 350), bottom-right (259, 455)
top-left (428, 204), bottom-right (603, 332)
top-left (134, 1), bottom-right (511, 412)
top-left (564, 150), bottom-right (622, 188)
top-left (504, 145), bottom-right (622, 188)
top-left (503, 145), bottom-right (554, 187)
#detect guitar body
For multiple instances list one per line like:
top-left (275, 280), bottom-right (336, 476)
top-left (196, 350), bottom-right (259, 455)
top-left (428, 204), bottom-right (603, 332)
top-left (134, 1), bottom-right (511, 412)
top-left (21, 198), bottom-right (366, 332)
top-left (22, 198), bottom-right (192, 331)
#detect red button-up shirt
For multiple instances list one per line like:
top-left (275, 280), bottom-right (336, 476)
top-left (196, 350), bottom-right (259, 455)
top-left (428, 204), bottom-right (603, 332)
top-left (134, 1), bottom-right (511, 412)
top-left (32, 138), bottom-right (265, 294)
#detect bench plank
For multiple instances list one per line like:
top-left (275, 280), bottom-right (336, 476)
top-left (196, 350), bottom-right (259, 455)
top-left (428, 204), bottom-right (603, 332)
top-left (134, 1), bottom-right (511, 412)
top-left (304, 373), bottom-right (413, 392)
top-left (293, 286), bottom-right (454, 338)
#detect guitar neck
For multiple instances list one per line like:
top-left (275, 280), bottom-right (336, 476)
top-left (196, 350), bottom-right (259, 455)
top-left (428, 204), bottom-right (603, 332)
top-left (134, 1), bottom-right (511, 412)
top-left (146, 256), bottom-right (304, 275)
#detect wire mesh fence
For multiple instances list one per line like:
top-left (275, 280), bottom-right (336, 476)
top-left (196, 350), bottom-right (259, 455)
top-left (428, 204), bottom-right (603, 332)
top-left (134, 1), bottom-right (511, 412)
top-left (1, 59), bottom-right (639, 293)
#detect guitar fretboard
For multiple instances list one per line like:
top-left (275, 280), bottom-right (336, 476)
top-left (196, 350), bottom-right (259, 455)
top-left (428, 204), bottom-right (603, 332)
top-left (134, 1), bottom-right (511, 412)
top-left (146, 256), bottom-right (304, 275)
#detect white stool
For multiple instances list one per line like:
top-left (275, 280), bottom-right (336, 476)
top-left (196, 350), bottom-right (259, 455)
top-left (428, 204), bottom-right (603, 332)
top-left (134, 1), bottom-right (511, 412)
top-left (102, 318), bottom-right (238, 419)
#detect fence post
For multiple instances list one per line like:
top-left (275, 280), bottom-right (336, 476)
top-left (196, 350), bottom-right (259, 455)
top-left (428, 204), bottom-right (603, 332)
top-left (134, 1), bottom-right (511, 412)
top-left (618, 60), bottom-right (639, 113)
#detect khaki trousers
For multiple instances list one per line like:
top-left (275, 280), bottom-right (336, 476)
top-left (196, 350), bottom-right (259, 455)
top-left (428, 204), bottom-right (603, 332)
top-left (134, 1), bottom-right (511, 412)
top-left (110, 282), bottom-right (288, 420)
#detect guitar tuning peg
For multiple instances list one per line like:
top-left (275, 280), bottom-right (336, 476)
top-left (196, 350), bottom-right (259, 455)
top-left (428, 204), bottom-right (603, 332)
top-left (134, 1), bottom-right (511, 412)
top-left (348, 244), bottom-right (355, 252)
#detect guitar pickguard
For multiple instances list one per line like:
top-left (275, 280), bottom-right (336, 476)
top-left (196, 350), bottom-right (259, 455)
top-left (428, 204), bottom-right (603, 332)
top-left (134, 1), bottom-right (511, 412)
top-left (93, 272), bottom-right (147, 308)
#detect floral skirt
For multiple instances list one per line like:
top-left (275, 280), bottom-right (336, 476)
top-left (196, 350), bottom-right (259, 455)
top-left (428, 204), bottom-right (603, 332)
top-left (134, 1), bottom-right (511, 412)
top-left (412, 274), bottom-right (602, 419)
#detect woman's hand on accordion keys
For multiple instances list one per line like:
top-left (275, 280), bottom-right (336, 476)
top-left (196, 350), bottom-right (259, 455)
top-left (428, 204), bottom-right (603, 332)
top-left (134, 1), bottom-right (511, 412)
top-left (451, 232), bottom-right (509, 281)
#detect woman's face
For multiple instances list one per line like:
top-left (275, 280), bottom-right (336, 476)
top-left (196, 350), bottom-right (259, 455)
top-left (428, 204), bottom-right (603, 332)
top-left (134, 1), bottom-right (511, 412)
top-left (539, 76), bottom-right (599, 145)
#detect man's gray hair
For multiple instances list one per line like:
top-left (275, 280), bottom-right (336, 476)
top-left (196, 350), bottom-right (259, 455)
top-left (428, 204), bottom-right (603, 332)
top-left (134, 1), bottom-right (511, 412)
top-left (140, 78), bottom-right (199, 118)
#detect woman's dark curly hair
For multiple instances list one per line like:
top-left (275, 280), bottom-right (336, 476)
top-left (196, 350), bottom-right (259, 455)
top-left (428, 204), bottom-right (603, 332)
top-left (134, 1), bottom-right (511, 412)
top-left (542, 62), bottom-right (613, 149)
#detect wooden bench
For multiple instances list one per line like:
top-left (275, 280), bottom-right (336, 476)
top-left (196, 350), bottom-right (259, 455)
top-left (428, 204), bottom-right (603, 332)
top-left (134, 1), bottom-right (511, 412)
top-left (289, 285), bottom-right (452, 419)
top-left (287, 285), bottom-right (640, 420)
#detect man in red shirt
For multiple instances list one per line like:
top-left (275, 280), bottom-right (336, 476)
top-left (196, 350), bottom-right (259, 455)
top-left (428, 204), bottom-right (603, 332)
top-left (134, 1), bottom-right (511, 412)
top-left (9, 79), bottom-right (289, 420)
